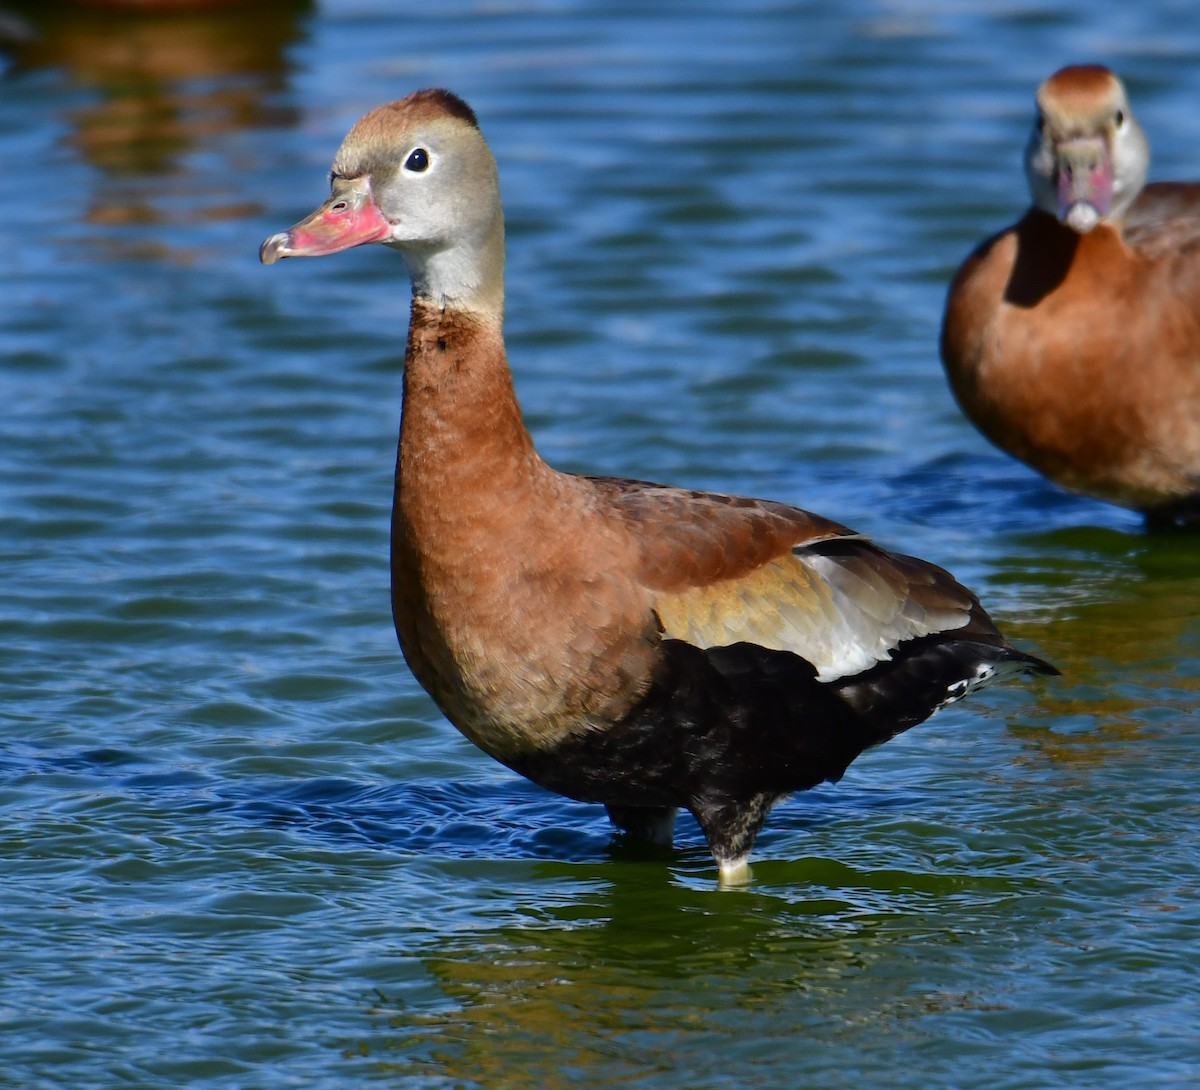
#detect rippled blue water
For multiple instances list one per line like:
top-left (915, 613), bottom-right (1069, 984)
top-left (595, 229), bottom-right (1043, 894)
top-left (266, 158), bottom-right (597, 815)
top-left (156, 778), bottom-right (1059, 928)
top-left (2, 1), bottom-right (1199, 1086)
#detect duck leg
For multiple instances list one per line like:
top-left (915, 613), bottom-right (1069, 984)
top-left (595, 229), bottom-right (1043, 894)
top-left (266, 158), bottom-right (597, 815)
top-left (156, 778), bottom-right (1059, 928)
top-left (604, 803), bottom-right (677, 846)
top-left (690, 790), bottom-right (780, 885)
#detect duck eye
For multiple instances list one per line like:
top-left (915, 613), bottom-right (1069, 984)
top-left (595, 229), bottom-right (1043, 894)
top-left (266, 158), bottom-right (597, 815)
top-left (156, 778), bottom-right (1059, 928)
top-left (1036, 112), bottom-right (1046, 134)
top-left (405, 148), bottom-right (430, 173)
top-left (1115, 109), bottom-right (1126, 128)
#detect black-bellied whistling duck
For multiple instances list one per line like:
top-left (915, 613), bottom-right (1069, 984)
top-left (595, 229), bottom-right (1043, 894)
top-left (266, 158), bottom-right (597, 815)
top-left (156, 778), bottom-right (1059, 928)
top-left (261, 89), bottom-right (1055, 883)
top-left (942, 64), bottom-right (1200, 528)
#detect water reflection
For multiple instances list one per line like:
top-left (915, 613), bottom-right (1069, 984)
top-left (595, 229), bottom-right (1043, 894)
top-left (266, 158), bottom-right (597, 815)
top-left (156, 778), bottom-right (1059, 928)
top-left (1, 0), bottom-right (311, 252)
top-left (998, 525), bottom-right (1200, 761)
top-left (1009, 526), bottom-right (1200, 675)
top-left (364, 866), bottom-right (917, 1088)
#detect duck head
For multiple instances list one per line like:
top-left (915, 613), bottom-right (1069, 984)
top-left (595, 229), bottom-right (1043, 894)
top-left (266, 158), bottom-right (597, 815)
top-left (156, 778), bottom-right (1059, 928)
top-left (261, 89), bottom-right (505, 312)
top-left (1023, 64), bottom-right (1149, 233)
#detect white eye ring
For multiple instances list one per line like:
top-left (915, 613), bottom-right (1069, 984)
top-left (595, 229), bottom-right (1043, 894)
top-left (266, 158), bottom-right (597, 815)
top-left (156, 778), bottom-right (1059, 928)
top-left (404, 148), bottom-right (431, 173)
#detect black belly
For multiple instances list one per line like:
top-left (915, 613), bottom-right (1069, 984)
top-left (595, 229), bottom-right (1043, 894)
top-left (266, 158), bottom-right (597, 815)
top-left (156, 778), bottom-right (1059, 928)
top-left (508, 639), bottom-right (886, 812)
top-left (506, 622), bottom-right (1045, 814)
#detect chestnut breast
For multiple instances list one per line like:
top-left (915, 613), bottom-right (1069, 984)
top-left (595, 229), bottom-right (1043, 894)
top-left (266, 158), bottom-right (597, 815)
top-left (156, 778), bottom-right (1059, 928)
top-left (942, 209), bottom-right (1200, 507)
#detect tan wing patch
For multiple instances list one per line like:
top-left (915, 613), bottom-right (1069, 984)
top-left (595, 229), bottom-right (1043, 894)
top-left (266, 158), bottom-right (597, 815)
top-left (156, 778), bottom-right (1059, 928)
top-left (653, 545), bottom-right (973, 683)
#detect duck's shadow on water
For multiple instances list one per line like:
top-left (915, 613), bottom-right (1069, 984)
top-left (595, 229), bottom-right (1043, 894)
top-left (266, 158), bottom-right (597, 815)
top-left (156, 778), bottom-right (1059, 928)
top-left (201, 772), bottom-right (911, 873)
top-left (7, 739), bottom-right (977, 916)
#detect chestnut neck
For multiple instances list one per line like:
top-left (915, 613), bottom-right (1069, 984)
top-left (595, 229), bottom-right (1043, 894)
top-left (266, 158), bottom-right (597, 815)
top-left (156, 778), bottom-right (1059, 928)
top-left (394, 293), bottom-right (547, 539)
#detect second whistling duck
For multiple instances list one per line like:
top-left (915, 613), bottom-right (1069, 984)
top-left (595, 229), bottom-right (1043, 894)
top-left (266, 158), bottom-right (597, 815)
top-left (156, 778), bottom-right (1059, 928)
top-left (942, 64), bottom-right (1200, 527)
top-left (261, 89), bottom-right (1055, 884)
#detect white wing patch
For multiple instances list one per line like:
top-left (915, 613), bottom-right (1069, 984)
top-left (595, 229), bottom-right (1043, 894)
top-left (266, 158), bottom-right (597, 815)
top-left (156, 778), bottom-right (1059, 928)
top-left (654, 544), bottom-right (973, 683)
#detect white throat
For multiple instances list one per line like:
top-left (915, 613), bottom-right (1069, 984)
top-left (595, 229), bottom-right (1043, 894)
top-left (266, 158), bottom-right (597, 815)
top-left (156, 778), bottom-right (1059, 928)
top-left (389, 210), bottom-right (505, 314)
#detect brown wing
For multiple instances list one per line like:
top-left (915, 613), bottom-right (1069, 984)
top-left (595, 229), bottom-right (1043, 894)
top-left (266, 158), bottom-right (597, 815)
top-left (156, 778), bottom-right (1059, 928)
top-left (1123, 182), bottom-right (1200, 257)
top-left (590, 476), bottom-right (986, 683)
top-left (586, 475), bottom-right (853, 588)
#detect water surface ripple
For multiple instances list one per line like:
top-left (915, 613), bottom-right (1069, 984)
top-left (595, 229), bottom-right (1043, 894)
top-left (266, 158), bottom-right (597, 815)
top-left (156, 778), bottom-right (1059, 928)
top-left (1, 1), bottom-right (1199, 1087)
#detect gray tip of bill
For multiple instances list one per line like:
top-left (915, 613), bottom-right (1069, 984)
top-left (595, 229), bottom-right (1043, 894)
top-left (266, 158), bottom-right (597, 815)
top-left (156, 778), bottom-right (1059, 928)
top-left (259, 232), bottom-right (290, 265)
